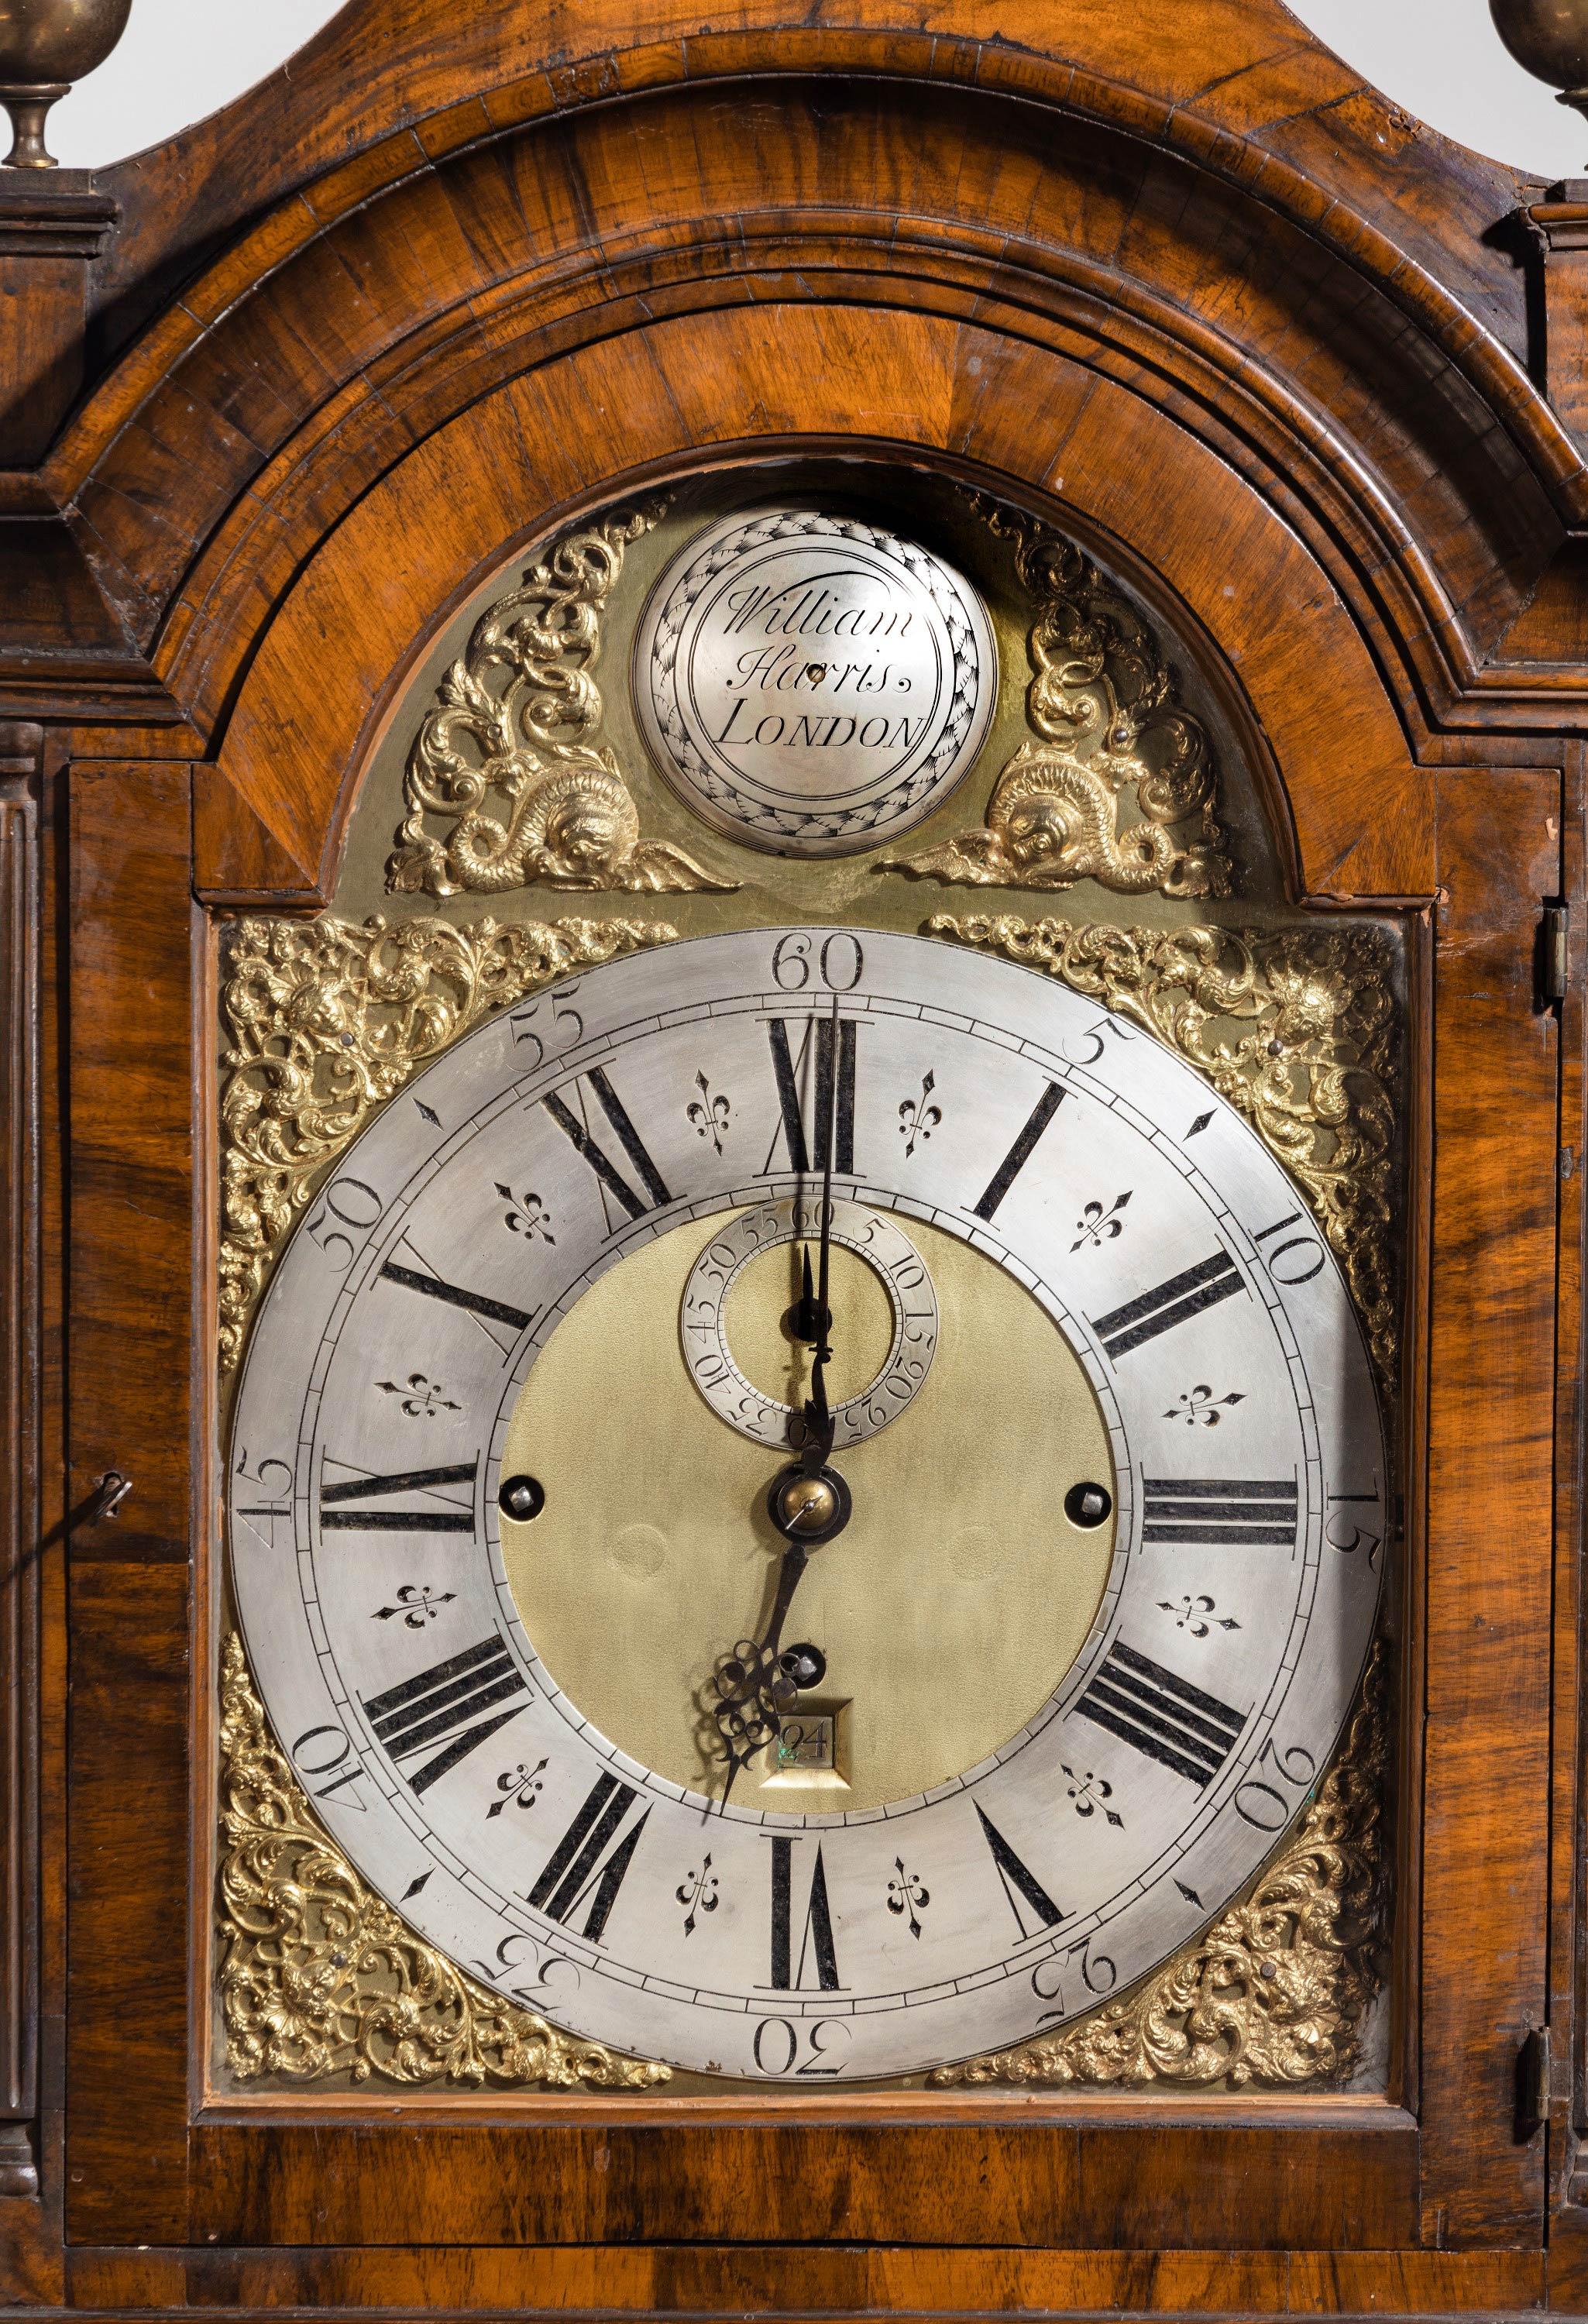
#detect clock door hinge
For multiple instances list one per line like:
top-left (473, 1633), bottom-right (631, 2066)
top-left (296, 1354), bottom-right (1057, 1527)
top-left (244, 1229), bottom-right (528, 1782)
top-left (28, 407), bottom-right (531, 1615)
top-left (1517, 2023), bottom-right (1551, 2140)
top-left (1538, 900), bottom-right (1570, 1009)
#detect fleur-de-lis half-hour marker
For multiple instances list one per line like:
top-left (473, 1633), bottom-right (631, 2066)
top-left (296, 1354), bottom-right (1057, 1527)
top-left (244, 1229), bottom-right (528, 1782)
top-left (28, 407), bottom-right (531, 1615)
top-left (676, 1855), bottom-right (720, 1936)
top-left (377, 1371), bottom-right (462, 1419)
top-left (1060, 1764), bottom-right (1125, 1827)
top-left (885, 1857), bottom-right (931, 1937)
top-left (373, 1583), bottom-right (455, 1629)
top-left (497, 1184), bottom-right (555, 1242)
top-left (486, 1758), bottom-right (548, 1819)
top-left (1164, 1384), bottom-right (1246, 1428)
top-left (686, 1070), bottom-right (731, 1154)
top-left (898, 1071), bottom-right (941, 1159)
top-left (1158, 1593), bottom-right (1240, 1639)
top-left (1072, 1189), bottom-right (1132, 1251)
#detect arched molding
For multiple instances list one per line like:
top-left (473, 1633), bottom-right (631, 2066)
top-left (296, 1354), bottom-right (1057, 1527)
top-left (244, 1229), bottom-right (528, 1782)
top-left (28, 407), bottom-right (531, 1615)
top-left (84, 8), bottom-right (1558, 494)
top-left (48, 77), bottom-right (1581, 766)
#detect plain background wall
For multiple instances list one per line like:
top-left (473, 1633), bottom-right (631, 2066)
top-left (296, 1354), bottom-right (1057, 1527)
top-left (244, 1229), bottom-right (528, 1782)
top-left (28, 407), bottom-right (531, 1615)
top-left (36, 0), bottom-right (1588, 179)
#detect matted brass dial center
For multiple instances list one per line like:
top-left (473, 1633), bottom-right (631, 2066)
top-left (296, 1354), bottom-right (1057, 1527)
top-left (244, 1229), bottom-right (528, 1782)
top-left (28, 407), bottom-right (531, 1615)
top-left (501, 1206), bottom-right (1120, 1813)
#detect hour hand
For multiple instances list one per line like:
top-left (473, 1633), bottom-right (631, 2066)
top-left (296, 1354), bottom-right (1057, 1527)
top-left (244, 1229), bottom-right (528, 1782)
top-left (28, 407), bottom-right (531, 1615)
top-left (793, 1246), bottom-right (827, 1347)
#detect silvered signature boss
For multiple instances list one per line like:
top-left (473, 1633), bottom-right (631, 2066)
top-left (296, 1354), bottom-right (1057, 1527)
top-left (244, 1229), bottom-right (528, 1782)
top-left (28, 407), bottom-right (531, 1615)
top-left (633, 507), bottom-right (999, 856)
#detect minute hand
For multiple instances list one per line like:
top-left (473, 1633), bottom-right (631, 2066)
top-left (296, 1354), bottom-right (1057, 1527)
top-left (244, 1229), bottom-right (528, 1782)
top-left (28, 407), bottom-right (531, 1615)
top-left (806, 989), bottom-right (841, 1452)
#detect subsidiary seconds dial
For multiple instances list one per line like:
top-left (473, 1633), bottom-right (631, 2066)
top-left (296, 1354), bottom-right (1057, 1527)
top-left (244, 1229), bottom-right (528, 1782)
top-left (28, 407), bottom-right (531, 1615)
top-left (229, 925), bottom-right (1383, 2083)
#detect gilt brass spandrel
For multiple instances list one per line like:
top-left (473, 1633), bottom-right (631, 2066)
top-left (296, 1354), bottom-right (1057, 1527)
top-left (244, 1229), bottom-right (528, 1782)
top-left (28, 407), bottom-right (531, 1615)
top-left (387, 498), bottom-right (735, 900)
top-left (882, 497), bottom-right (1232, 901)
top-left (217, 913), bottom-right (677, 1373)
top-left (215, 1633), bottom-right (671, 2092)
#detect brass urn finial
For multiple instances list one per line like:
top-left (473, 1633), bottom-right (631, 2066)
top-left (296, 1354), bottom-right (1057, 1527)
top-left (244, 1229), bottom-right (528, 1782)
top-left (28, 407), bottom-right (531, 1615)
top-left (1491, 0), bottom-right (1588, 158)
top-left (0, 0), bottom-right (132, 167)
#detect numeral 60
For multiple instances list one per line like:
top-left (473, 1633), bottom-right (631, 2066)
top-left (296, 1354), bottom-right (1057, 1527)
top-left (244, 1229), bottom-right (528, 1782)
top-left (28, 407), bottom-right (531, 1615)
top-left (771, 933), bottom-right (864, 992)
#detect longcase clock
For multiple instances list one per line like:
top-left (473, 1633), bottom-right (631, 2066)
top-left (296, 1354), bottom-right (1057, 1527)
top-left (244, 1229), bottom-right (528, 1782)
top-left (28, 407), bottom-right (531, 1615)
top-left (0, 0), bottom-right (1584, 2316)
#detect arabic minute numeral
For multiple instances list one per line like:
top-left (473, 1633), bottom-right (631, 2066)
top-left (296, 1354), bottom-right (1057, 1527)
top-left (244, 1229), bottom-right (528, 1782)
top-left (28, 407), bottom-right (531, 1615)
top-left (1252, 1210), bottom-right (1326, 1284)
top-left (1063, 1013), bottom-right (1136, 1067)
top-left (769, 930), bottom-right (864, 992)
top-left (1065, 1936), bottom-right (1118, 1996)
top-left (468, 1930), bottom-right (579, 2009)
top-left (508, 980), bottom-right (583, 1067)
top-left (232, 1450), bottom-right (293, 1543)
top-left (304, 1174), bottom-right (383, 1274)
top-left (1025, 1938), bottom-right (1116, 2027)
top-left (290, 1723), bottom-right (369, 1811)
top-left (1234, 1736), bottom-right (1318, 1831)
top-left (752, 2017), bottom-right (851, 2076)
top-left (1326, 1480), bottom-right (1384, 1566)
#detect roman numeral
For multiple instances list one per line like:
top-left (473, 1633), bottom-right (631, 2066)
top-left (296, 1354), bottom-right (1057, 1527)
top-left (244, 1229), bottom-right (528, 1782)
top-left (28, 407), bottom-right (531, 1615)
top-left (767, 1835), bottom-right (842, 1990)
top-left (974, 1804), bottom-right (1064, 1938)
top-left (763, 1016), bottom-right (858, 1174)
top-left (544, 1068), bottom-right (671, 1224)
top-left (320, 1457), bottom-right (478, 1533)
top-left (972, 1081), bottom-right (1067, 1221)
top-left (528, 1771), bottom-right (650, 1944)
top-left (1075, 1640), bottom-right (1246, 1789)
top-left (1143, 1477), bottom-right (1298, 1549)
top-left (364, 1634), bottom-right (528, 1796)
top-left (379, 1256), bottom-right (534, 1353)
top-left (1090, 1250), bottom-right (1244, 1360)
